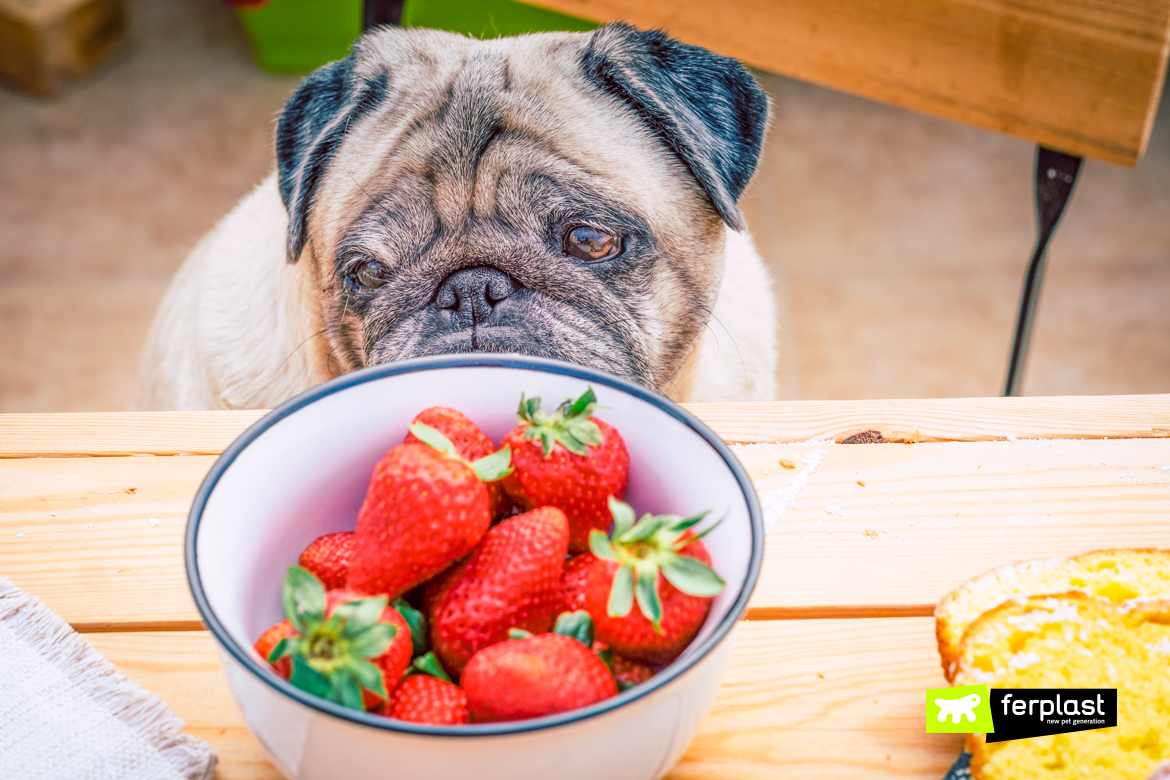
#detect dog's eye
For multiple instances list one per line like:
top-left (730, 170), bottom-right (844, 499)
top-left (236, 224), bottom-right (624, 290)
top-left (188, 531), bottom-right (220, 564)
top-left (347, 260), bottom-right (389, 290)
top-left (564, 226), bottom-right (621, 262)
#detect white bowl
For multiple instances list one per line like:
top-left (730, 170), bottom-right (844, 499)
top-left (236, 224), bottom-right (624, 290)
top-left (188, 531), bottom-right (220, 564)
top-left (186, 355), bottom-right (763, 780)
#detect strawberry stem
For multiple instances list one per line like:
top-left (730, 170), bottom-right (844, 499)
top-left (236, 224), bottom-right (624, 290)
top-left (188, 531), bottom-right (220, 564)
top-left (516, 387), bottom-right (603, 457)
top-left (409, 421), bottom-right (513, 481)
top-left (593, 499), bottom-right (727, 632)
top-left (270, 566), bottom-right (397, 711)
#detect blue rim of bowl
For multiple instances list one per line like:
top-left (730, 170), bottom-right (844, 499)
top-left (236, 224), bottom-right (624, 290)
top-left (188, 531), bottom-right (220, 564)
top-left (185, 354), bottom-right (764, 737)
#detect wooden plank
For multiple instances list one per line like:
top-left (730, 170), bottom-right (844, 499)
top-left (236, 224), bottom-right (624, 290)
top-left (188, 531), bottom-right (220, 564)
top-left (527, 0), bottom-right (1170, 165)
top-left (0, 456), bottom-right (213, 630)
top-left (90, 619), bottom-right (960, 780)
top-left (687, 394), bottom-right (1170, 445)
top-left (0, 411), bottom-right (267, 458)
top-left (2, 394), bottom-right (1167, 457)
top-left (4, 438), bottom-right (1169, 629)
top-left (667, 618), bottom-right (961, 779)
top-left (742, 438), bottom-right (1170, 618)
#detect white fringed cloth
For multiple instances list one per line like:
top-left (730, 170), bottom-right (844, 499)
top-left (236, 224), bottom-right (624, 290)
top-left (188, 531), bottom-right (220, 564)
top-left (0, 576), bottom-right (217, 780)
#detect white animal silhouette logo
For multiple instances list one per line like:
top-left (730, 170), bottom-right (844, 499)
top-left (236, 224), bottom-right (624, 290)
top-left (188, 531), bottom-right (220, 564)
top-left (935, 693), bottom-right (981, 723)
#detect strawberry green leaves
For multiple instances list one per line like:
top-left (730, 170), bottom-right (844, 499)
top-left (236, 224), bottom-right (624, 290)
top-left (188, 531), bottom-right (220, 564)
top-left (408, 421), bottom-right (513, 481)
top-left (288, 654), bottom-right (331, 698)
top-left (606, 563), bottom-right (634, 618)
top-left (468, 447), bottom-right (513, 482)
top-left (516, 387), bottom-right (604, 457)
top-left (393, 597), bottom-right (428, 657)
top-left (553, 610), bottom-right (595, 647)
top-left (634, 562), bottom-right (662, 627)
top-left (659, 554), bottom-right (726, 597)
top-left (269, 566), bottom-right (397, 711)
top-left (282, 564), bottom-right (324, 633)
top-left (590, 498), bottom-right (726, 632)
top-left (410, 651), bottom-right (453, 683)
top-left (609, 498), bottom-right (636, 538)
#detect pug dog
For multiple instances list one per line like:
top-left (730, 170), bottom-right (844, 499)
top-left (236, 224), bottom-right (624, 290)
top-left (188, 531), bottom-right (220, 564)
top-left (137, 23), bottom-right (776, 410)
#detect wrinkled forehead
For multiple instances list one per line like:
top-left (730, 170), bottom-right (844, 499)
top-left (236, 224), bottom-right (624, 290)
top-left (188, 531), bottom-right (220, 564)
top-left (308, 29), bottom-right (706, 256)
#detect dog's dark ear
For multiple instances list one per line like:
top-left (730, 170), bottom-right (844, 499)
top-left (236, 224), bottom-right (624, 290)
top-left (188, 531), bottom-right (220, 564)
top-left (582, 24), bottom-right (768, 231)
top-left (276, 54), bottom-right (389, 262)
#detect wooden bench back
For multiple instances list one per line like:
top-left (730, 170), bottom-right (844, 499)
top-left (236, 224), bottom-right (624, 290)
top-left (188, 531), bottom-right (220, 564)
top-left (535, 0), bottom-right (1170, 165)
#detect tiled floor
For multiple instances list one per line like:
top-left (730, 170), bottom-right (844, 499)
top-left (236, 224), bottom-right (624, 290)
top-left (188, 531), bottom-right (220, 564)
top-left (2, 0), bottom-right (1168, 412)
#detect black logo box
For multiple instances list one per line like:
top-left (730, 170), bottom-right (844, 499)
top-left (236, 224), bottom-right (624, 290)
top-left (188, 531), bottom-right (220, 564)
top-left (986, 689), bottom-right (1117, 743)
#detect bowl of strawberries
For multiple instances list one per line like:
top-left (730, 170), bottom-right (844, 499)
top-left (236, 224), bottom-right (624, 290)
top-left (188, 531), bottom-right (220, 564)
top-left (186, 354), bottom-right (763, 780)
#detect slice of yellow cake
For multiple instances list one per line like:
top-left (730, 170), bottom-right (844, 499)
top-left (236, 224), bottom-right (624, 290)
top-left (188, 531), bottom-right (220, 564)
top-left (953, 592), bottom-right (1170, 780)
top-left (936, 549), bottom-right (1170, 681)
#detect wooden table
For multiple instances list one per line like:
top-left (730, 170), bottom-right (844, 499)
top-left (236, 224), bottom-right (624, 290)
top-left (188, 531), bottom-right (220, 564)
top-left (2, 395), bottom-right (1169, 779)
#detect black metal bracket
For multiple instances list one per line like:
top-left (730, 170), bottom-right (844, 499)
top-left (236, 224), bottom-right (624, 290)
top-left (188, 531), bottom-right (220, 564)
top-left (1002, 146), bottom-right (1083, 397)
top-left (363, 0), bottom-right (405, 30)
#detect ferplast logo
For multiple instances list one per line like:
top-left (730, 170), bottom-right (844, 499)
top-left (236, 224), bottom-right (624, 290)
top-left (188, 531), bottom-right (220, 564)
top-left (924, 686), bottom-right (1118, 741)
top-left (985, 689), bottom-right (1117, 743)
top-left (926, 684), bottom-right (995, 734)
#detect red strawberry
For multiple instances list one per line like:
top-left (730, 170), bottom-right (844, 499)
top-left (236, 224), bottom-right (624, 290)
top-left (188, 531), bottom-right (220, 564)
top-left (421, 559), bottom-right (463, 620)
top-left (501, 388), bottom-right (628, 553)
top-left (611, 653), bottom-right (657, 690)
top-left (462, 633), bottom-right (617, 722)
top-left (584, 499), bottom-right (725, 665)
top-left (427, 506), bottom-right (570, 677)
top-left (254, 619), bottom-right (295, 679)
top-left (267, 566), bottom-right (412, 713)
top-left (299, 531), bottom-right (354, 590)
top-left (403, 407), bottom-right (492, 458)
top-left (554, 553), bottom-right (595, 617)
top-left (347, 443), bottom-right (492, 600)
top-left (387, 674), bottom-right (470, 725)
top-left (404, 407), bottom-right (512, 520)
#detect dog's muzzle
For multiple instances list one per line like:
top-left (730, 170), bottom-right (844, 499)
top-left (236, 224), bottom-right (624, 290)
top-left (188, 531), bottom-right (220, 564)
top-left (435, 266), bottom-right (521, 329)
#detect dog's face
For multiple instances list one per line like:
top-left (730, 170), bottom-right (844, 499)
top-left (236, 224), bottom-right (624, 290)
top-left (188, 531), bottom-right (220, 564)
top-left (276, 24), bottom-right (767, 392)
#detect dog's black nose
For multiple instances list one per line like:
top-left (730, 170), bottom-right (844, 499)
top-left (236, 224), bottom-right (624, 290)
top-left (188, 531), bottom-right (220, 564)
top-left (435, 266), bottom-right (518, 325)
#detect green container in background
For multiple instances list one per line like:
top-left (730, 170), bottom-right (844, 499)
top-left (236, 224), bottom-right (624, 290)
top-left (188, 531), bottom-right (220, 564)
top-left (237, 0), bottom-right (364, 74)
top-left (238, 0), bottom-right (596, 74)
top-left (401, 0), bottom-right (596, 39)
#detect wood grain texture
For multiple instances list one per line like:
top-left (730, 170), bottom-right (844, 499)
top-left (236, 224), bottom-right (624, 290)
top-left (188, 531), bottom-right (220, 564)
top-left (741, 438), bottom-right (1170, 617)
top-left (685, 394), bottom-right (1170, 444)
top-left (5, 438), bottom-right (1168, 629)
top-left (527, 0), bottom-right (1170, 165)
top-left (89, 619), bottom-right (961, 780)
top-left (0, 455), bottom-right (213, 629)
top-left (0, 410), bottom-right (267, 458)
top-left (667, 619), bottom-right (961, 779)
top-left (2, 394), bottom-right (1167, 457)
